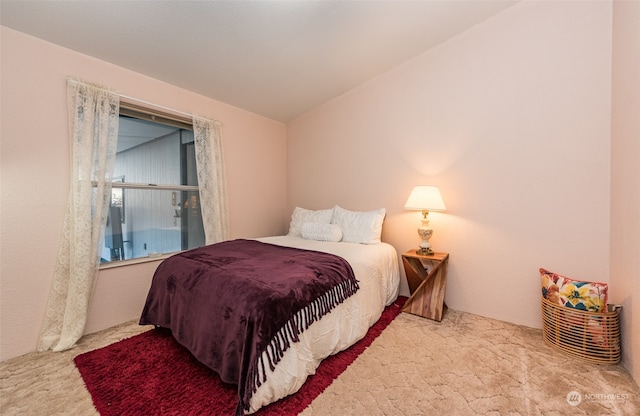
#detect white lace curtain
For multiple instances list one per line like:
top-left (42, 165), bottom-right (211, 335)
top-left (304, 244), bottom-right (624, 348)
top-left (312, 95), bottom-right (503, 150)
top-left (38, 79), bottom-right (120, 352)
top-left (193, 116), bottom-right (230, 245)
top-left (38, 84), bottom-right (229, 352)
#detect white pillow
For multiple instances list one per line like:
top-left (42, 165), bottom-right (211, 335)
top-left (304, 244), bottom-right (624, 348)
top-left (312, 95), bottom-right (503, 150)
top-left (287, 207), bottom-right (334, 237)
top-left (300, 222), bottom-right (343, 242)
top-left (330, 205), bottom-right (386, 244)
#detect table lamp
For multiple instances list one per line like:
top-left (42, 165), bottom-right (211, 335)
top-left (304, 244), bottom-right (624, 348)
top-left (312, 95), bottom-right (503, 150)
top-left (404, 186), bottom-right (446, 255)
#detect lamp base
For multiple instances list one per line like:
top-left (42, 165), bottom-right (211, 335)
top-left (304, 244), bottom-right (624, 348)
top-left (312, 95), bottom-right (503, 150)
top-left (416, 247), bottom-right (434, 256)
top-left (416, 225), bottom-right (434, 256)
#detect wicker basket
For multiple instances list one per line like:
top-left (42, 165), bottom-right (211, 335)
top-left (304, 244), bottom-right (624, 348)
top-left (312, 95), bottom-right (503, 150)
top-left (541, 297), bottom-right (621, 365)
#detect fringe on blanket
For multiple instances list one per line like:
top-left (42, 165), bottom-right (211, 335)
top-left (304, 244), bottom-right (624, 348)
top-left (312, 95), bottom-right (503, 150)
top-left (240, 276), bottom-right (360, 414)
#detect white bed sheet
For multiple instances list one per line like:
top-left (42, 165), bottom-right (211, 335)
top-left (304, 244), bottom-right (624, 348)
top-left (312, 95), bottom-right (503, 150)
top-left (249, 236), bottom-right (400, 413)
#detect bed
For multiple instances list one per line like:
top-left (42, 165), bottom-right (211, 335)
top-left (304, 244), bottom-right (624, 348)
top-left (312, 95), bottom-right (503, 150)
top-left (139, 206), bottom-right (400, 415)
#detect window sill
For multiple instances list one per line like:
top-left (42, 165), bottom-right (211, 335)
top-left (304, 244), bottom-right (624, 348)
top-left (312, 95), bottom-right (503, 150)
top-left (99, 252), bottom-right (176, 269)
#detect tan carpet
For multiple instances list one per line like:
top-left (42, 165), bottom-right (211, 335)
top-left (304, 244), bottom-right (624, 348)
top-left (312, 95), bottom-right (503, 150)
top-left (1, 309), bottom-right (638, 415)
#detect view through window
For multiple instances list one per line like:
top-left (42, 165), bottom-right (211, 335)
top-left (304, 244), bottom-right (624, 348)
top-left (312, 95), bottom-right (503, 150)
top-left (101, 109), bottom-right (205, 264)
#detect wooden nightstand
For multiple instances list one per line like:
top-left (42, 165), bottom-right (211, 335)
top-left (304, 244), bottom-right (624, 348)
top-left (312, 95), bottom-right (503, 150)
top-left (401, 250), bottom-right (449, 322)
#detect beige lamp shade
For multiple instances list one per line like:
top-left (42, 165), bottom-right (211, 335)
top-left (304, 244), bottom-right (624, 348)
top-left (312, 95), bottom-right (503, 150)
top-left (404, 186), bottom-right (446, 211)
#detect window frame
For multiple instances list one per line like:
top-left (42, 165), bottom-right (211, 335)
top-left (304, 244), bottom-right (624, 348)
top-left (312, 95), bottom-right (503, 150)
top-left (99, 101), bottom-right (202, 269)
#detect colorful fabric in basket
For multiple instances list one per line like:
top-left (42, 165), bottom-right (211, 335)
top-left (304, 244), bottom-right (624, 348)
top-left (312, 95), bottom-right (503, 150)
top-left (539, 268), bottom-right (608, 312)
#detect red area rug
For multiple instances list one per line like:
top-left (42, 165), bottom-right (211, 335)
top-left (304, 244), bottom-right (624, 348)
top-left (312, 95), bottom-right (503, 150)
top-left (75, 297), bottom-right (406, 416)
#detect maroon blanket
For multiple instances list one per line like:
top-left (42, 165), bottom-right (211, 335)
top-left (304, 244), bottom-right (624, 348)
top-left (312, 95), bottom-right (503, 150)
top-left (139, 239), bottom-right (359, 415)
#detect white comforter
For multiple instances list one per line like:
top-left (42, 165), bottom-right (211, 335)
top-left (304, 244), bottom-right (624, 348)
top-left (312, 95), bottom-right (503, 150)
top-left (249, 236), bottom-right (400, 413)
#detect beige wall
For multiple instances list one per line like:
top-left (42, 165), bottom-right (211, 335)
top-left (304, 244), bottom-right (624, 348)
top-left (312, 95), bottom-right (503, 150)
top-left (288, 0), bottom-right (612, 330)
top-left (611, 0), bottom-right (640, 383)
top-left (0, 27), bottom-right (288, 361)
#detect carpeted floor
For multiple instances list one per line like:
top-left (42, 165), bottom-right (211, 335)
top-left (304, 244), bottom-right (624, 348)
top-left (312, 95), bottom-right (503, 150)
top-left (1, 307), bottom-right (639, 415)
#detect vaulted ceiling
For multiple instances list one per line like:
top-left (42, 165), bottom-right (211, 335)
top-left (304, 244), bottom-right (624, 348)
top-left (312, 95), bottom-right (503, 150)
top-left (1, 1), bottom-right (518, 122)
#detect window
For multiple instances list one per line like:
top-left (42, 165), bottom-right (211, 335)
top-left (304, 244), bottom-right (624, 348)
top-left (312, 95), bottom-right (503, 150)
top-left (101, 104), bottom-right (205, 264)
